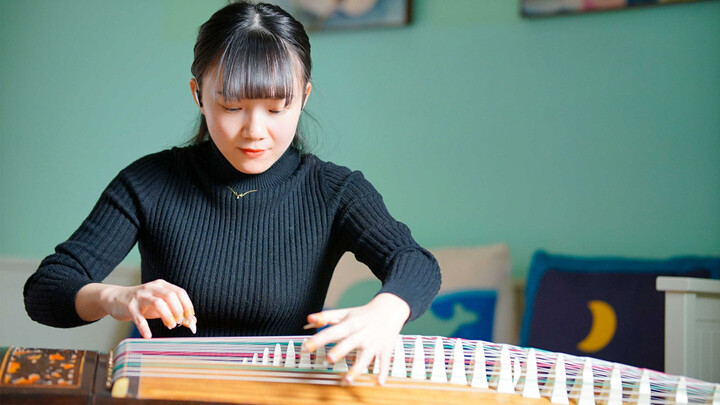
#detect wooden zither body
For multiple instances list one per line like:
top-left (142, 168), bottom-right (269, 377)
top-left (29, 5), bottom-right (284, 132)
top-left (1, 336), bottom-right (718, 405)
top-left (0, 346), bottom-right (109, 405)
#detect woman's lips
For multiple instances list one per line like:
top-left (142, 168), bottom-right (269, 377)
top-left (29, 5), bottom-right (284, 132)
top-left (240, 148), bottom-right (265, 158)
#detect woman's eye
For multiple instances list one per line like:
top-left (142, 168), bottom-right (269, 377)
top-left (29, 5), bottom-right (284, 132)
top-left (223, 107), bottom-right (241, 112)
top-left (269, 110), bottom-right (282, 114)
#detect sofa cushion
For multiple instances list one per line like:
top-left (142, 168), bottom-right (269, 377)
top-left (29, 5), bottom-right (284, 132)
top-left (325, 243), bottom-right (517, 343)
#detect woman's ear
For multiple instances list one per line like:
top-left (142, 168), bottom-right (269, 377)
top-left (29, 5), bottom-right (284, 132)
top-left (190, 78), bottom-right (203, 109)
top-left (302, 82), bottom-right (312, 109)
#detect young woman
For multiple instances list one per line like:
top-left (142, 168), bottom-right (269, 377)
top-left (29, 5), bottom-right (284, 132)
top-left (24, 1), bottom-right (441, 384)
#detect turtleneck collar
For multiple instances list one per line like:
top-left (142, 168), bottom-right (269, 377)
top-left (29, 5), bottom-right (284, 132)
top-left (205, 139), bottom-right (301, 190)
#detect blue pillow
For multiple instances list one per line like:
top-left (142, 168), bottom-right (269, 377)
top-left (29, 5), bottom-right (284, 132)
top-left (520, 250), bottom-right (720, 371)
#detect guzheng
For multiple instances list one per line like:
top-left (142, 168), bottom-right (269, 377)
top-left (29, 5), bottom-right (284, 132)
top-left (1, 336), bottom-right (718, 405)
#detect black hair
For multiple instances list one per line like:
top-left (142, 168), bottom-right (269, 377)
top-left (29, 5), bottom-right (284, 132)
top-left (190, 1), bottom-right (312, 150)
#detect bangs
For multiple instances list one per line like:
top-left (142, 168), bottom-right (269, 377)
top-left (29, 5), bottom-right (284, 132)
top-left (216, 30), bottom-right (297, 105)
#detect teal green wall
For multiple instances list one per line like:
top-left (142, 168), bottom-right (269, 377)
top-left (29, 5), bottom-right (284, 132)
top-left (2, 0), bottom-right (719, 277)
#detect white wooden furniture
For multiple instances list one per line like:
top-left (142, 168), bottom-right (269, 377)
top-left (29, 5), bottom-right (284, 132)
top-left (657, 276), bottom-right (720, 383)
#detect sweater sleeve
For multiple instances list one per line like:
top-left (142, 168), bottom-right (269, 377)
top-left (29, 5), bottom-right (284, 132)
top-left (23, 152), bottom-right (170, 328)
top-left (322, 164), bottom-right (441, 322)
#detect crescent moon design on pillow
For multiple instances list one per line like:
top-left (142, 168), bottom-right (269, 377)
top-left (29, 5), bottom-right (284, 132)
top-left (577, 300), bottom-right (617, 353)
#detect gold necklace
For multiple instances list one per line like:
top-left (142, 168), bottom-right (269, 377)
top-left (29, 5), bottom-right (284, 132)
top-left (226, 186), bottom-right (257, 199)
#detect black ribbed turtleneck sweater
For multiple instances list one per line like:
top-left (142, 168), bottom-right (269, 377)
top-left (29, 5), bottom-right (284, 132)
top-left (24, 141), bottom-right (441, 338)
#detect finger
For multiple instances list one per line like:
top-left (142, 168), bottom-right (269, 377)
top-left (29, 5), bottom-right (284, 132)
top-left (302, 309), bottom-right (350, 353)
top-left (327, 333), bottom-right (362, 364)
top-left (128, 303), bottom-right (152, 339)
top-left (160, 291), bottom-right (185, 323)
top-left (306, 321), bottom-right (355, 356)
top-left (345, 349), bottom-right (374, 384)
top-left (146, 281), bottom-right (186, 322)
top-left (175, 288), bottom-right (195, 319)
top-left (304, 312), bottom-right (327, 329)
top-left (142, 297), bottom-right (177, 329)
top-left (158, 281), bottom-right (194, 319)
top-left (135, 316), bottom-right (152, 339)
top-left (306, 308), bottom-right (349, 329)
top-left (376, 352), bottom-right (391, 386)
top-left (148, 279), bottom-right (195, 321)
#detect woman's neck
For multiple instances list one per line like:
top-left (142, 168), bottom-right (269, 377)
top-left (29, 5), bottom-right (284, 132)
top-left (206, 139), bottom-right (300, 190)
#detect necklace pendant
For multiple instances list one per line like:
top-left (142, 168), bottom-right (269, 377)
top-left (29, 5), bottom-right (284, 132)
top-left (226, 185), bottom-right (258, 199)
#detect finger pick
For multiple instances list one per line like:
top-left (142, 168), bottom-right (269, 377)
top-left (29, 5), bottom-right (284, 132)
top-left (181, 317), bottom-right (197, 334)
top-left (307, 313), bottom-right (327, 328)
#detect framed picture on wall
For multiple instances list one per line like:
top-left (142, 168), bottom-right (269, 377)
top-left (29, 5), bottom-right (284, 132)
top-left (267, 0), bottom-right (412, 31)
top-left (521, 0), bottom-right (712, 18)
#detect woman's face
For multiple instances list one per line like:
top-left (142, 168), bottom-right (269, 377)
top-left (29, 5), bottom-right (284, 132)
top-left (192, 68), bottom-right (310, 175)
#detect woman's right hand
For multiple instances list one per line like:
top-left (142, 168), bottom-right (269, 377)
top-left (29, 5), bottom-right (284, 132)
top-left (75, 279), bottom-right (196, 338)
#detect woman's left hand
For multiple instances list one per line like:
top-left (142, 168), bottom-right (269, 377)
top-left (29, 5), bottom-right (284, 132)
top-left (302, 293), bottom-right (410, 385)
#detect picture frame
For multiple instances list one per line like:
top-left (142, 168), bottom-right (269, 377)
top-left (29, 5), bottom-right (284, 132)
top-left (267, 0), bottom-right (412, 31)
top-left (520, 0), bottom-right (713, 18)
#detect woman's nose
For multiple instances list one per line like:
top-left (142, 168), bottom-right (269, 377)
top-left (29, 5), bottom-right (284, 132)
top-left (242, 113), bottom-right (265, 140)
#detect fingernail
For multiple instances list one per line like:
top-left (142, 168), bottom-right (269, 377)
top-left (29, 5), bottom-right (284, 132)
top-left (327, 351), bottom-right (336, 363)
top-left (189, 320), bottom-right (197, 334)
